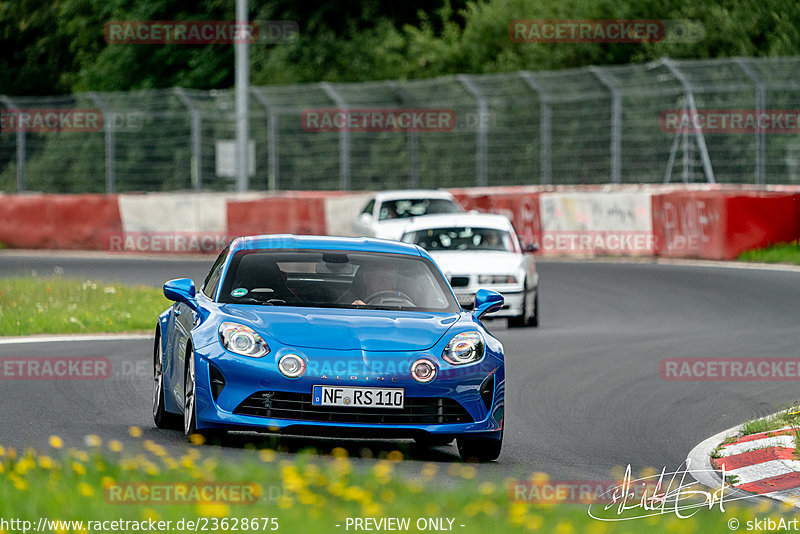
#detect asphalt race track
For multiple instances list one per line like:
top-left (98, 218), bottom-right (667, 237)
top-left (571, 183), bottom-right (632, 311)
top-left (2, 252), bottom-right (799, 483)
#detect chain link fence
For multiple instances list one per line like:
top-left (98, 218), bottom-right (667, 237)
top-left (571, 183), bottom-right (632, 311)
top-left (2, 56), bottom-right (800, 193)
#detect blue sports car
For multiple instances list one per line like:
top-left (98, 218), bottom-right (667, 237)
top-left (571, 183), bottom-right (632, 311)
top-left (154, 235), bottom-right (506, 461)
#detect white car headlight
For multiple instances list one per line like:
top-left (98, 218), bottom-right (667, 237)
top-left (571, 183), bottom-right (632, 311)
top-left (219, 322), bottom-right (270, 358)
top-left (442, 331), bottom-right (485, 365)
top-left (478, 275), bottom-right (517, 284)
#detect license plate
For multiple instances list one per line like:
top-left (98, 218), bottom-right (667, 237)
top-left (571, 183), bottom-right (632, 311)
top-left (312, 385), bottom-right (404, 409)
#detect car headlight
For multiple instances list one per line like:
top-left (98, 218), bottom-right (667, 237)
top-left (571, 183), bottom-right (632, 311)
top-left (442, 331), bottom-right (484, 365)
top-left (478, 274), bottom-right (517, 284)
top-left (219, 322), bottom-right (270, 358)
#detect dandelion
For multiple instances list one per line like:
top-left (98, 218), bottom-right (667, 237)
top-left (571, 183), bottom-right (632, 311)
top-left (196, 502), bottom-right (230, 518)
top-left (128, 426), bottom-right (142, 438)
top-left (108, 440), bottom-right (123, 452)
top-left (78, 482), bottom-right (94, 497)
top-left (72, 462), bottom-right (86, 476)
top-left (48, 435), bottom-right (64, 449)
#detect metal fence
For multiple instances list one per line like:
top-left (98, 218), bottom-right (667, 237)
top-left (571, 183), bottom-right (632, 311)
top-left (2, 55), bottom-right (800, 193)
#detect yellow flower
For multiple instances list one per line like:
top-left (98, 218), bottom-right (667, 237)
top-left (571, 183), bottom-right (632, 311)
top-left (196, 502), bottom-right (229, 517)
top-left (331, 447), bottom-right (349, 458)
top-left (72, 462), bottom-right (86, 476)
top-left (49, 435), bottom-right (64, 449)
top-left (108, 440), bottom-right (123, 452)
top-left (259, 449), bottom-right (276, 462)
top-left (387, 450), bottom-right (403, 462)
top-left (78, 482), bottom-right (94, 497)
top-left (128, 426), bottom-right (142, 438)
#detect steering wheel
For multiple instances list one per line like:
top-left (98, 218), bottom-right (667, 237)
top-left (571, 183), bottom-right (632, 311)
top-left (364, 290), bottom-right (415, 307)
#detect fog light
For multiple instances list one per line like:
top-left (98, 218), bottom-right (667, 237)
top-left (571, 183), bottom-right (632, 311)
top-left (278, 354), bottom-right (306, 378)
top-left (411, 359), bottom-right (437, 383)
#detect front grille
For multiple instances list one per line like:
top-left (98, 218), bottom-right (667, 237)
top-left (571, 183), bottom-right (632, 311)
top-left (450, 276), bottom-right (470, 288)
top-left (234, 391), bottom-right (473, 425)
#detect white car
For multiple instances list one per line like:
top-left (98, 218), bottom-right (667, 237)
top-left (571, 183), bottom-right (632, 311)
top-left (400, 213), bottom-right (540, 327)
top-left (351, 190), bottom-right (464, 240)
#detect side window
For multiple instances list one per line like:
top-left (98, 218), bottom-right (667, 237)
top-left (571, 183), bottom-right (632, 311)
top-left (361, 199), bottom-right (375, 216)
top-left (201, 247), bottom-right (229, 299)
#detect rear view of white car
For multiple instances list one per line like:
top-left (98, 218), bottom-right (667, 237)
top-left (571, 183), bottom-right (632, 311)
top-left (401, 213), bottom-right (540, 328)
top-left (351, 190), bottom-right (464, 240)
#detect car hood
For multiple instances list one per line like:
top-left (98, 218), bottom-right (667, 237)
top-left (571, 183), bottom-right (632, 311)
top-left (219, 305), bottom-right (459, 351)
top-left (428, 251), bottom-right (523, 275)
top-left (373, 219), bottom-right (415, 240)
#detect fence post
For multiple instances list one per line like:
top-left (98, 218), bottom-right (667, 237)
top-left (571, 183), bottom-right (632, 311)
top-left (518, 72), bottom-right (552, 185)
top-left (662, 58), bottom-right (716, 184)
top-left (457, 74), bottom-right (488, 187)
top-left (320, 82), bottom-right (350, 190)
top-left (589, 66), bottom-right (622, 184)
top-left (251, 87), bottom-right (279, 191)
top-left (87, 92), bottom-right (116, 193)
top-left (174, 88), bottom-right (203, 191)
top-left (385, 81), bottom-right (418, 188)
top-left (0, 95), bottom-right (25, 192)
top-left (735, 58), bottom-right (766, 186)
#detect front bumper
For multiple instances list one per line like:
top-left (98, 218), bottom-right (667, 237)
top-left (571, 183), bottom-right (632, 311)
top-left (191, 344), bottom-right (505, 438)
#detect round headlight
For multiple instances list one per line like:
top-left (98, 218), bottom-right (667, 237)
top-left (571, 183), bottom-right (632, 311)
top-left (411, 359), bottom-right (437, 383)
top-left (442, 331), bottom-right (484, 365)
top-left (279, 354), bottom-right (306, 378)
top-left (219, 322), bottom-right (269, 358)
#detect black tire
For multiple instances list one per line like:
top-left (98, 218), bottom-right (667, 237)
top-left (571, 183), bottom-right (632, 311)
top-left (528, 291), bottom-right (539, 328)
top-left (183, 348), bottom-right (225, 444)
top-left (153, 331), bottom-right (181, 430)
top-left (457, 430), bottom-right (503, 462)
top-left (507, 287), bottom-right (529, 328)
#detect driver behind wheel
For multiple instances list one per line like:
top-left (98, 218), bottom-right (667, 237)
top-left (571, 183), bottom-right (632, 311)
top-left (337, 261), bottom-right (410, 306)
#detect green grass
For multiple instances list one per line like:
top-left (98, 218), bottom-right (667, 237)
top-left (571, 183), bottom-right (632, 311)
top-left (0, 277), bottom-right (168, 336)
top-left (738, 241), bottom-right (800, 265)
top-left (739, 404), bottom-right (800, 436)
top-left (0, 436), bottom-right (780, 533)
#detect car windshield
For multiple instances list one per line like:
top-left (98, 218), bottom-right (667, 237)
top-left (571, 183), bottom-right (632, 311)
top-left (218, 250), bottom-right (459, 312)
top-left (378, 198), bottom-right (462, 221)
top-left (402, 227), bottom-right (514, 252)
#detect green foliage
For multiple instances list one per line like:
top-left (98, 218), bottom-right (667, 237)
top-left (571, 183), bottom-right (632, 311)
top-left (2, 0), bottom-right (800, 96)
top-left (738, 241), bottom-right (800, 265)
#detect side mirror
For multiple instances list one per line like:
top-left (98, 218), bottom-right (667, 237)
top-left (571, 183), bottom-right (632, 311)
top-left (523, 243), bottom-right (539, 253)
top-left (473, 289), bottom-right (504, 319)
top-left (163, 278), bottom-right (199, 312)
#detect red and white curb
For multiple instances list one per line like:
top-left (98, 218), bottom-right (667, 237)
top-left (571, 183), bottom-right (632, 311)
top-left (713, 427), bottom-right (800, 498)
top-left (688, 419), bottom-right (800, 508)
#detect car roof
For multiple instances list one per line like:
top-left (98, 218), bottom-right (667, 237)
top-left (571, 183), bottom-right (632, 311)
top-left (371, 189), bottom-right (456, 202)
top-left (399, 213), bottom-right (515, 232)
top-left (229, 234), bottom-right (425, 256)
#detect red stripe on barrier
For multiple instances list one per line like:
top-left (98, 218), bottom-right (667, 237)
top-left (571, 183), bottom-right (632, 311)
top-left (652, 190), bottom-right (800, 260)
top-left (712, 447), bottom-right (796, 471)
top-left (722, 428), bottom-right (799, 446)
top-left (0, 194), bottom-right (122, 250)
top-left (736, 471), bottom-right (800, 494)
top-left (227, 193), bottom-right (334, 237)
